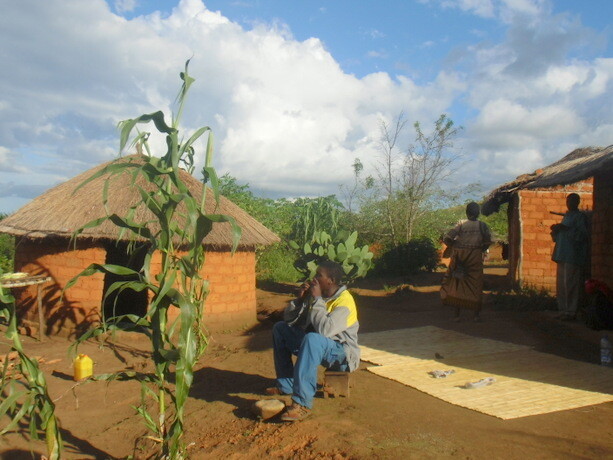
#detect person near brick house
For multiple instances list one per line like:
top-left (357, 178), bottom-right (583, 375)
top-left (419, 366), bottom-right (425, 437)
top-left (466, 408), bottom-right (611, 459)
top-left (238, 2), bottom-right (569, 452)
top-left (550, 193), bottom-right (589, 321)
top-left (266, 260), bottom-right (360, 422)
top-left (440, 202), bottom-right (493, 322)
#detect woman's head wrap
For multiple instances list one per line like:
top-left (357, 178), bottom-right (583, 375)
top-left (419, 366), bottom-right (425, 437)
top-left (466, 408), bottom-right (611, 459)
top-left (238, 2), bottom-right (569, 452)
top-left (466, 202), bottom-right (480, 220)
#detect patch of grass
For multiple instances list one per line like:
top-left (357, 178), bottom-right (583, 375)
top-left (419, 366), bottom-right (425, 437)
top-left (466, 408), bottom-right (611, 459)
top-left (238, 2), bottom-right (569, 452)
top-left (490, 284), bottom-right (557, 311)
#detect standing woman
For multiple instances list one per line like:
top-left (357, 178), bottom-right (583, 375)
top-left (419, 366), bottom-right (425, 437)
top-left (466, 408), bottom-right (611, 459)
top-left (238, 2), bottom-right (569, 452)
top-left (440, 202), bottom-right (492, 322)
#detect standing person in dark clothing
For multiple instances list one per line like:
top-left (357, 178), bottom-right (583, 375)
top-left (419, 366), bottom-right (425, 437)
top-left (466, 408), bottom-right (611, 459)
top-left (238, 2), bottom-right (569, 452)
top-left (440, 202), bottom-right (492, 322)
top-left (551, 193), bottom-right (589, 320)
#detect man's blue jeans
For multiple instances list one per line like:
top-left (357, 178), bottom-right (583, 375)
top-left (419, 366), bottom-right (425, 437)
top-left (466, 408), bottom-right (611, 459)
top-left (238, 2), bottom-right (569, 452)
top-left (272, 321), bottom-right (349, 408)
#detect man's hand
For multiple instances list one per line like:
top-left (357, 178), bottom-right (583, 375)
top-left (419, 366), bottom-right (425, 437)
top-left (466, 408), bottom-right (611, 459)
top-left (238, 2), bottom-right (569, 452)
top-left (297, 281), bottom-right (311, 301)
top-left (309, 278), bottom-right (322, 298)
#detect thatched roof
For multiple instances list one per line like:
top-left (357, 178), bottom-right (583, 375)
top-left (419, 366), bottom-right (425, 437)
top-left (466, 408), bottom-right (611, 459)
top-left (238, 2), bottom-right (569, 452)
top-left (0, 155), bottom-right (280, 249)
top-left (482, 145), bottom-right (613, 215)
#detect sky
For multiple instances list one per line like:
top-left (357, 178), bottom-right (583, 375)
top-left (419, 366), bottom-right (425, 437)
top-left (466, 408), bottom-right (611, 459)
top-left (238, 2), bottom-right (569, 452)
top-left (0, 0), bottom-right (611, 213)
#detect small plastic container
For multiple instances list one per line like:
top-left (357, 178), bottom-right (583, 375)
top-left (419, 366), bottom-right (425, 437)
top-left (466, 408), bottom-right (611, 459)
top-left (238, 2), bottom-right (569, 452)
top-left (601, 336), bottom-right (612, 367)
top-left (73, 354), bottom-right (93, 381)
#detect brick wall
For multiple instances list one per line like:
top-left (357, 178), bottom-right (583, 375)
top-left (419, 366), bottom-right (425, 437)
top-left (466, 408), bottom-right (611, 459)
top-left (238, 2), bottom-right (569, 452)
top-left (13, 239), bottom-right (106, 337)
top-left (591, 172), bottom-right (613, 287)
top-left (151, 250), bottom-right (258, 331)
top-left (516, 179), bottom-right (593, 293)
top-left (12, 240), bottom-right (258, 336)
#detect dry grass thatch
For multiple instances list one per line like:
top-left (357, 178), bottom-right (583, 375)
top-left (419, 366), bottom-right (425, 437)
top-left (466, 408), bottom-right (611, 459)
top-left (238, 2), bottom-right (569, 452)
top-left (482, 145), bottom-right (613, 215)
top-left (0, 155), bottom-right (280, 249)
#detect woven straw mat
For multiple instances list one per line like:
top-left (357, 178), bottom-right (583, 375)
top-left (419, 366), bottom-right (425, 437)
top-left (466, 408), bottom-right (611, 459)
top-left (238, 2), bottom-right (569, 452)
top-left (360, 326), bottom-right (613, 419)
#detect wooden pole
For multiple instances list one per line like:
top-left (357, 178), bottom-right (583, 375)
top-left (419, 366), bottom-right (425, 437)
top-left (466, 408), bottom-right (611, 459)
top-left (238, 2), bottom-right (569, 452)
top-left (37, 283), bottom-right (44, 341)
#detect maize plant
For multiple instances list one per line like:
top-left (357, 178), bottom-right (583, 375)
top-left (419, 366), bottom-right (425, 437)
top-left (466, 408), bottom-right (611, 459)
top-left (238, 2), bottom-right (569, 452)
top-left (66, 61), bottom-right (241, 459)
top-left (0, 275), bottom-right (62, 459)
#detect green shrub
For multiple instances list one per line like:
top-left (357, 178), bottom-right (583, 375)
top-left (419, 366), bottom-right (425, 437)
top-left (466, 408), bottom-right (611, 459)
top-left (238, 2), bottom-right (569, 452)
top-left (291, 230), bottom-right (373, 282)
top-left (0, 214), bottom-right (14, 273)
top-left (373, 237), bottom-right (440, 276)
top-left (256, 242), bottom-right (301, 283)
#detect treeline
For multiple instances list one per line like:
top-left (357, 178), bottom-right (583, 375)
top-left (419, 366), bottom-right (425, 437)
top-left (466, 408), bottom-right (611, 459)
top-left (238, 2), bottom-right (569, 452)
top-left (219, 174), bottom-right (507, 283)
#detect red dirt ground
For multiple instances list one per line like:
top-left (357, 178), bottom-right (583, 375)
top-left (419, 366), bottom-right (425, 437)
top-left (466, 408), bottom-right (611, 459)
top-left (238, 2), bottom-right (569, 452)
top-left (2, 266), bottom-right (613, 459)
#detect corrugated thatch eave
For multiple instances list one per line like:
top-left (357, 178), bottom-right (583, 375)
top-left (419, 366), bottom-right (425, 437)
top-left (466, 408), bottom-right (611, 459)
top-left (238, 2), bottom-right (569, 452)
top-left (482, 145), bottom-right (613, 216)
top-left (0, 154), bottom-right (280, 249)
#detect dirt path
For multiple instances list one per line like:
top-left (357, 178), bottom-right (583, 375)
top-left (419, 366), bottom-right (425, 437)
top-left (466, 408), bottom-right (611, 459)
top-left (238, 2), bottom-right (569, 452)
top-left (2, 268), bottom-right (613, 459)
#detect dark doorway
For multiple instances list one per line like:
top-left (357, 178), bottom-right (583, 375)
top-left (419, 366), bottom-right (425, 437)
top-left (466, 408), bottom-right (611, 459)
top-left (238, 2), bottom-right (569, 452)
top-left (102, 242), bottom-right (148, 321)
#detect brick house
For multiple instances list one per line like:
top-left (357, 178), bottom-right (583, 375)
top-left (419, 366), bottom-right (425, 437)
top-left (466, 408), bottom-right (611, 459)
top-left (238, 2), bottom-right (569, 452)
top-left (482, 146), bottom-right (613, 293)
top-left (0, 155), bottom-right (279, 337)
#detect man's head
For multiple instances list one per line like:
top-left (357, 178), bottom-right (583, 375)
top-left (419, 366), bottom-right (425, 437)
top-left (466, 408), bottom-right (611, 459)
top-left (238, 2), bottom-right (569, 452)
top-left (314, 260), bottom-right (344, 296)
top-left (567, 193), bottom-right (580, 211)
top-left (466, 202), bottom-right (480, 220)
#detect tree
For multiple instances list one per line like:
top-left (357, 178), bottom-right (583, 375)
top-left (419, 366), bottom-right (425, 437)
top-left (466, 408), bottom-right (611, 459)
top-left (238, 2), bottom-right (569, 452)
top-left (339, 158), bottom-right (364, 214)
top-left (364, 113), bottom-right (462, 247)
top-left (401, 114), bottom-right (461, 242)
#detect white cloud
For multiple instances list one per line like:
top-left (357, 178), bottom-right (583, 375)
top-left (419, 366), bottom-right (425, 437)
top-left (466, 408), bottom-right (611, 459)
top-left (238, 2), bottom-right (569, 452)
top-left (0, 0), bottom-right (463, 209)
top-left (0, 147), bottom-right (29, 174)
top-left (366, 50), bottom-right (388, 59)
top-left (0, 0), bottom-right (610, 213)
top-left (114, 0), bottom-right (137, 14)
top-left (445, 0), bottom-right (496, 18)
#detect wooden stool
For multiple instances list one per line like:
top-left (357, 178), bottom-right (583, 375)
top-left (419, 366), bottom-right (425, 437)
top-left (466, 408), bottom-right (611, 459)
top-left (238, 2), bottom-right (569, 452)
top-left (322, 370), bottom-right (351, 398)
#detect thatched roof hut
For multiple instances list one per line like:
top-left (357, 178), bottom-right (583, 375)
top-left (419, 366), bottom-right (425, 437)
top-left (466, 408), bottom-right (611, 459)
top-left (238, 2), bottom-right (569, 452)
top-left (0, 154), bottom-right (279, 248)
top-left (0, 155), bottom-right (280, 337)
top-left (481, 145), bottom-right (613, 293)
top-left (482, 145), bottom-right (613, 216)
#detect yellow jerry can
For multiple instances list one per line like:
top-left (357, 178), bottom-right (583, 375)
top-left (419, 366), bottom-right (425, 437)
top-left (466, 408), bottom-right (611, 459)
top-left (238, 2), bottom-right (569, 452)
top-left (73, 354), bottom-right (93, 381)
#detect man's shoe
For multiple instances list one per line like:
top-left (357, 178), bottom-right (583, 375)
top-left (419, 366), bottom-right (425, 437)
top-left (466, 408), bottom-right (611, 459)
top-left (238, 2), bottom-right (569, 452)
top-left (265, 387), bottom-right (285, 396)
top-left (280, 402), bottom-right (310, 422)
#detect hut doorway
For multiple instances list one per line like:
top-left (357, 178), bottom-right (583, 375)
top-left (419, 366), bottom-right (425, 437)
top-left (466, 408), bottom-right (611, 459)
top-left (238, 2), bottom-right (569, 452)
top-left (102, 242), bottom-right (148, 321)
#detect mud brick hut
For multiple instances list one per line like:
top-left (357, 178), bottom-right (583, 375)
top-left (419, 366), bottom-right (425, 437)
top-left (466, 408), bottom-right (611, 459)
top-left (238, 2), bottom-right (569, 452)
top-left (0, 155), bottom-right (279, 337)
top-left (482, 145), bottom-right (613, 293)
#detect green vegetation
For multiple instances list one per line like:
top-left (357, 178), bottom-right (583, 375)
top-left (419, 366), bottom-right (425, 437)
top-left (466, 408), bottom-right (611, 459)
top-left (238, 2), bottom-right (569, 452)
top-left (218, 116), bottom-right (507, 284)
top-left (68, 61), bottom-right (240, 458)
top-left (291, 230), bottom-right (373, 282)
top-left (0, 213), bottom-right (14, 273)
top-left (374, 238), bottom-right (440, 276)
top-left (482, 203), bottom-right (508, 242)
top-left (0, 275), bottom-right (62, 459)
top-left (490, 284), bottom-right (556, 311)
top-left (256, 242), bottom-right (301, 283)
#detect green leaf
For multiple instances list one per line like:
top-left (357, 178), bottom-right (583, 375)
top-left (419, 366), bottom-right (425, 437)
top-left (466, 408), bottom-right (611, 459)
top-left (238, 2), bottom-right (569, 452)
top-left (326, 245), bottom-right (336, 260)
top-left (306, 260), bottom-right (318, 278)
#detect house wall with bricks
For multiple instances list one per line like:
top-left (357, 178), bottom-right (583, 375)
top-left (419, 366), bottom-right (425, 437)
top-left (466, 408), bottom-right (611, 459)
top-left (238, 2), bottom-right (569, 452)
top-left (12, 239), bottom-right (258, 337)
top-left (510, 178), bottom-right (593, 293)
top-left (150, 250), bottom-right (257, 331)
top-left (13, 239), bottom-right (107, 337)
top-left (591, 172), bottom-right (613, 288)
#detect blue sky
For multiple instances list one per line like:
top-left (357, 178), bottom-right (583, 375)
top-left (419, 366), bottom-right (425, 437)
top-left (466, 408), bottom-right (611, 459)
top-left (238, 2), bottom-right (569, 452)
top-left (0, 0), bottom-right (611, 213)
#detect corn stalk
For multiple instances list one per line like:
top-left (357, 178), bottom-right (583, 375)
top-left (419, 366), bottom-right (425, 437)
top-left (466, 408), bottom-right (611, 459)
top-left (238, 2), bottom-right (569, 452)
top-left (67, 61), bottom-right (241, 459)
top-left (0, 276), bottom-right (62, 459)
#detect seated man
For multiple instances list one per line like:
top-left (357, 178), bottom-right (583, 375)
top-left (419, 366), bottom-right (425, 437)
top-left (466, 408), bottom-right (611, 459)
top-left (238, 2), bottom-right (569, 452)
top-left (268, 260), bottom-right (360, 421)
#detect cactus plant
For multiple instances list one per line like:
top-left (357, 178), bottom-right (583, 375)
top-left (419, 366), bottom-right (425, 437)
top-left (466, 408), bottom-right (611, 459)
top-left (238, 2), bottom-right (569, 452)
top-left (290, 230), bottom-right (373, 282)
